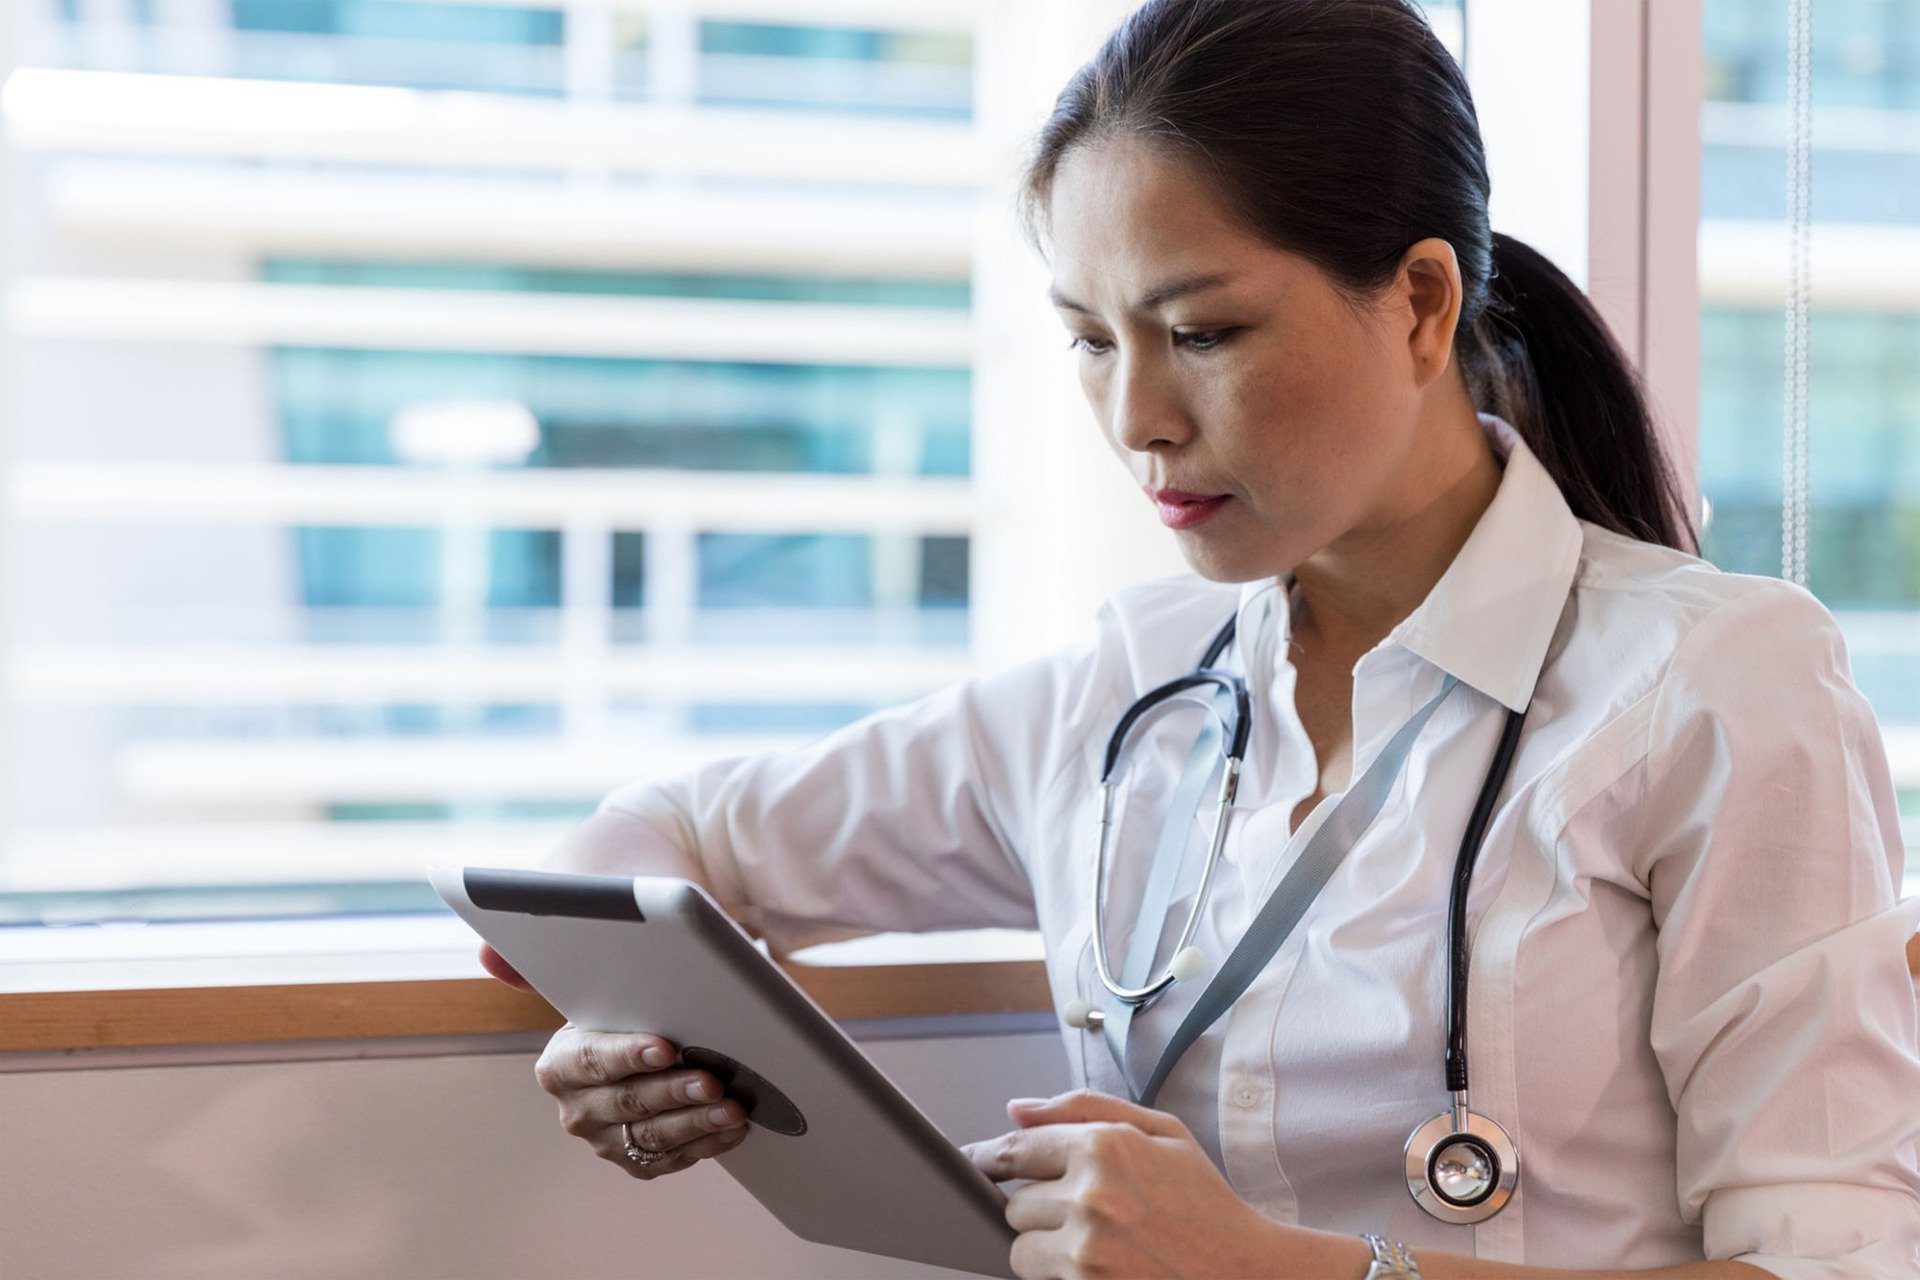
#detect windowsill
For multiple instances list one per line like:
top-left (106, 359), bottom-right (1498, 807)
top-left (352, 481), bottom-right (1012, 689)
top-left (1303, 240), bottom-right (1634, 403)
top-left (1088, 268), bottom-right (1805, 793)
top-left (0, 914), bottom-right (1052, 1056)
top-left (7, 915), bottom-right (1912, 1059)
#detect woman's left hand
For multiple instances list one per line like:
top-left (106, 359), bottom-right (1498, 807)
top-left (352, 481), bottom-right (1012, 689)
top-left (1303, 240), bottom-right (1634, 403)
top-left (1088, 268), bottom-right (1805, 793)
top-left (960, 1088), bottom-right (1298, 1279)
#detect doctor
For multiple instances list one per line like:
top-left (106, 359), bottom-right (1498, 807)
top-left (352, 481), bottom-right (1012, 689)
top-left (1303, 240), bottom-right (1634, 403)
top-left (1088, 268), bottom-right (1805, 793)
top-left (489, 0), bottom-right (1920, 1276)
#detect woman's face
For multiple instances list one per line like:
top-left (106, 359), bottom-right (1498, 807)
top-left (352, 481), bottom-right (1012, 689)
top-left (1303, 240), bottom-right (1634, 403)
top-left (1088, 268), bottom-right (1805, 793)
top-left (1045, 138), bottom-right (1461, 584)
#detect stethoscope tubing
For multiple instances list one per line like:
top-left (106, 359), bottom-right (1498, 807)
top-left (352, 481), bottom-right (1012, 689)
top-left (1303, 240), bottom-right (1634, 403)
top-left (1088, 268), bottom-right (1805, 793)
top-left (1100, 668), bottom-right (1250, 779)
top-left (1085, 604), bottom-right (1534, 1222)
top-left (1091, 617), bottom-right (1247, 1006)
top-left (1444, 698), bottom-right (1528, 1094)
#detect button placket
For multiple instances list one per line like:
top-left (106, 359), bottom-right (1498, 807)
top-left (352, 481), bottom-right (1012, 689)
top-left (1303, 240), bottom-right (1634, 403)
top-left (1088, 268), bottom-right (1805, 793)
top-left (1213, 948), bottom-right (1295, 1217)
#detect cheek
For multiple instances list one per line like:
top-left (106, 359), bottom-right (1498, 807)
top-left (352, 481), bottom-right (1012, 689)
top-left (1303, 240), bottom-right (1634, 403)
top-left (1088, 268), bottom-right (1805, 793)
top-left (1210, 366), bottom-right (1325, 482)
top-left (1076, 369), bottom-right (1116, 441)
top-left (1231, 336), bottom-right (1401, 478)
top-left (1213, 388), bottom-right (1388, 537)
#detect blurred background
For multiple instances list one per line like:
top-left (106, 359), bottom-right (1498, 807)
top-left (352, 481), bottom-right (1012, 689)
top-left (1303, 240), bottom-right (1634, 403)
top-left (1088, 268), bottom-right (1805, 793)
top-left (0, 0), bottom-right (1911, 936)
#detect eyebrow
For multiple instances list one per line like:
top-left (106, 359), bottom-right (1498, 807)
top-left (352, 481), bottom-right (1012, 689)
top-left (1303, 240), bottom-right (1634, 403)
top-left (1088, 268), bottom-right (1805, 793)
top-left (1048, 271), bottom-right (1237, 318)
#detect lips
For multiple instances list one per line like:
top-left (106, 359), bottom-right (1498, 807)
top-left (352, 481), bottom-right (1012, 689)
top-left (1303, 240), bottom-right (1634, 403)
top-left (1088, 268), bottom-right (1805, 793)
top-left (1148, 487), bottom-right (1229, 504)
top-left (1150, 491), bottom-right (1232, 530)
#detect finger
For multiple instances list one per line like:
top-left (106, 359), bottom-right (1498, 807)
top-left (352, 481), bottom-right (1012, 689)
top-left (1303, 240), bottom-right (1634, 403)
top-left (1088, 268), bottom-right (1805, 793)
top-left (963, 1125), bottom-right (1074, 1183)
top-left (615, 1119), bottom-right (749, 1181)
top-left (536, 1029), bottom-right (677, 1092)
top-left (670, 1120), bottom-right (752, 1165)
top-left (1008, 1225), bottom-right (1074, 1280)
top-left (477, 944), bottom-right (535, 992)
top-left (571, 1067), bottom-right (729, 1130)
top-left (610, 1098), bottom-right (747, 1157)
top-left (1003, 1179), bottom-right (1070, 1234)
top-left (1009, 1088), bottom-right (1187, 1138)
top-left (616, 1145), bottom-right (695, 1180)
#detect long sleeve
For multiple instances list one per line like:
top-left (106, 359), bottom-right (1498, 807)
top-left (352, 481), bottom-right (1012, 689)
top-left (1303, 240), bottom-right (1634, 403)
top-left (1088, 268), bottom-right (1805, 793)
top-left (1633, 580), bottom-right (1920, 1279)
top-left (560, 631), bottom-right (1109, 957)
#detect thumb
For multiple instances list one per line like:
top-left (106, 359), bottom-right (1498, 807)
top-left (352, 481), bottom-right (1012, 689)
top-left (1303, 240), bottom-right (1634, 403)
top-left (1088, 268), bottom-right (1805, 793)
top-left (477, 943), bottom-right (534, 992)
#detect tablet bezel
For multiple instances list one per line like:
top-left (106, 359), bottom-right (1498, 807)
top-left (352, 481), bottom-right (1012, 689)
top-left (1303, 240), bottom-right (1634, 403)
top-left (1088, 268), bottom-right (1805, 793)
top-left (434, 864), bottom-right (1019, 1278)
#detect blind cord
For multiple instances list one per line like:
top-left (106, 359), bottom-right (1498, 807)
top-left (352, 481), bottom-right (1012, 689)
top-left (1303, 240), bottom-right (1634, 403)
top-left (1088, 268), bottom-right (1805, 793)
top-left (1782, 0), bottom-right (1813, 586)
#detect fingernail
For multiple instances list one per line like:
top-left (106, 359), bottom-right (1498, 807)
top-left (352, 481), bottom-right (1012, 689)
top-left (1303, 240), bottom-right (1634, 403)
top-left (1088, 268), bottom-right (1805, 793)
top-left (642, 1045), bottom-right (670, 1067)
top-left (689, 1077), bottom-right (718, 1101)
top-left (707, 1105), bottom-right (733, 1126)
top-left (1009, 1096), bottom-right (1046, 1108)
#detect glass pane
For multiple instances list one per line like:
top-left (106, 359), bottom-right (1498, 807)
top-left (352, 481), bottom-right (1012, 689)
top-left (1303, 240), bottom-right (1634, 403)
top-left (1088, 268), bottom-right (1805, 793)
top-left (1698, 0), bottom-right (1920, 890)
top-left (0, 2), bottom-right (981, 929)
top-left (684, 21), bottom-right (972, 120)
top-left (42, 1), bottom-right (570, 94)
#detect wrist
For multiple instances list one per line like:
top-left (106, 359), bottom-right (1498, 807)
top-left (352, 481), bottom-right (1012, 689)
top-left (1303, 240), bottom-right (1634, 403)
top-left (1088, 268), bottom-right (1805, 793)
top-left (1276, 1222), bottom-right (1375, 1279)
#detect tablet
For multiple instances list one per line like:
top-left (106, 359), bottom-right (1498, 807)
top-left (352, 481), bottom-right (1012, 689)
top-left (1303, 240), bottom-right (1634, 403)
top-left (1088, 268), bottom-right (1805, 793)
top-left (430, 864), bottom-right (1019, 1280)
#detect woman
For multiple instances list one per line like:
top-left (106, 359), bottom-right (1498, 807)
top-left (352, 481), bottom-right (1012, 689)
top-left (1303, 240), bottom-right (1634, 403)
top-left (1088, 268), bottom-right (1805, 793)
top-left (485, 1), bottom-right (1920, 1276)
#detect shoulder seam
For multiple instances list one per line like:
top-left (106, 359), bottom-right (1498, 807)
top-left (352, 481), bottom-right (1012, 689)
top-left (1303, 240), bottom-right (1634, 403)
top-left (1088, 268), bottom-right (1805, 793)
top-left (1641, 574), bottom-right (1803, 777)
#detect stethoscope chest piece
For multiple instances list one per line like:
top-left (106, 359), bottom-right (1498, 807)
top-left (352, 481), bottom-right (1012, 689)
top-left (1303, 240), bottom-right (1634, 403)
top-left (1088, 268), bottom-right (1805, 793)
top-left (1403, 1103), bottom-right (1519, 1224)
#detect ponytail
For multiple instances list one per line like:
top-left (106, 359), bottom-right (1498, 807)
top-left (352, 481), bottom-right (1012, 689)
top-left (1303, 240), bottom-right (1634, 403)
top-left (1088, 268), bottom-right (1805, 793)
top-left (1466, 233), bottom-right (1698, 552)
top-left (1015, 0), bottom-right (1698, 555)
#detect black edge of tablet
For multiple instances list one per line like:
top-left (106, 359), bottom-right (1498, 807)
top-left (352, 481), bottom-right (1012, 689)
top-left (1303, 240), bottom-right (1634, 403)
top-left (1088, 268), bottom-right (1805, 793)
top-left (463, 866), bottom-right (646, 923)
top-left (667, 880), bottom-right (1016, 1233)
top-left (456, 866), bottom-right (1013, 1235)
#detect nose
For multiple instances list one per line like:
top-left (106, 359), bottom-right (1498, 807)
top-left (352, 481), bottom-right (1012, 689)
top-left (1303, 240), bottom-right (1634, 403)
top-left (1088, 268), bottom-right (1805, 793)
top-left (1108, 355), bottom-right (1194, 455)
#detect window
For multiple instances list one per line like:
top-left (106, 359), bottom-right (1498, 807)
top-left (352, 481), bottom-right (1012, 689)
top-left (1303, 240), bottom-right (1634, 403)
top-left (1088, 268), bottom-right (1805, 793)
top-left (0, 0), bottom-right (1505, 978)
top-left (38, 1), bottom-right (570, 94)
top-left (1698, 0), bottom-right (1920, 892)
top-left (0, 2), bottom-right (994, 937)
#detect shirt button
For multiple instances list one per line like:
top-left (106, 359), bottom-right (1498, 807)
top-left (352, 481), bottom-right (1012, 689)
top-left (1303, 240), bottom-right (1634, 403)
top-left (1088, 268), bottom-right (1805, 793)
top-left (1229, 1078), bottom-right (1267, 1109)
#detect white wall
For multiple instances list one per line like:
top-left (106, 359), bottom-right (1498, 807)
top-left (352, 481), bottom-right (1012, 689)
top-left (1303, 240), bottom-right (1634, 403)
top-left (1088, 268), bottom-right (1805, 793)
top-left (0, 1024), bottom-right (1072, 1279)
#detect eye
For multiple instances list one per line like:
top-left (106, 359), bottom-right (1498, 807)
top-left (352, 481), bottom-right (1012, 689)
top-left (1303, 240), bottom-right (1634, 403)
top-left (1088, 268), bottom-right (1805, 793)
top-left (1065, 329), bottom-right (1237, 357)
top-left (1176, 328), bottom-right (1237, 352)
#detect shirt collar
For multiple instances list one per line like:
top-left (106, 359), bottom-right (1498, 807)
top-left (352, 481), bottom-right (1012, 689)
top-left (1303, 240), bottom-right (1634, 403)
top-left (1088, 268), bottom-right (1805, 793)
top-left (1231, 411), bottom-right (1584, 713)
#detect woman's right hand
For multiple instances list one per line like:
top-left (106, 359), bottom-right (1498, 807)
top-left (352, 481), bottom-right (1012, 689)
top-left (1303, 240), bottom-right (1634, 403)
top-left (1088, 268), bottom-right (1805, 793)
top-left (534, 1025), bottom-right (752, 1178)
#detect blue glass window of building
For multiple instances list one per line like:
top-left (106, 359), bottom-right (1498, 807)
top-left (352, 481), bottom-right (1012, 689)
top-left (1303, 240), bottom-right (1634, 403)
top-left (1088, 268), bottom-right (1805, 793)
top-left (679, 21), bottom-right (972, 120)
top-left (262, 260), bottom-right (972, 625)
top-left (43, 4), bottom-right (982, 120)
top-left (1699, 0), bottom-right (1920, 880)
top-left (49, 1), bottom-right (569, 95)
top-left (1704, 0), bottom-right (1920, 223)
top-left (1699, 309), bottom-right (1920, 618)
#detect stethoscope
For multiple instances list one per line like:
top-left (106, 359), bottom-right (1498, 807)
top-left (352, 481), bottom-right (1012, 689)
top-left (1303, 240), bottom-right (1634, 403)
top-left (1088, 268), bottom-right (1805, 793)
top-left (1060, 604), bottom-right (1530, 1224)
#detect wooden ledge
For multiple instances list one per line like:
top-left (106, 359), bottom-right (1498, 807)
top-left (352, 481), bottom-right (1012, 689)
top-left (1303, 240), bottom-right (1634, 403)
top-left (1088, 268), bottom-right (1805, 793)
top-left (0, 959), bottom-right (1054, 1055)
top-left (8, 936), bottom-right (1914, 1057)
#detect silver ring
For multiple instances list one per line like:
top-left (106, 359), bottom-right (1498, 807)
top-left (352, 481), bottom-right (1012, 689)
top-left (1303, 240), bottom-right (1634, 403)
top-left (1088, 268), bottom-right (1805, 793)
top-left (621, 1120), bottom-right (670, 1167)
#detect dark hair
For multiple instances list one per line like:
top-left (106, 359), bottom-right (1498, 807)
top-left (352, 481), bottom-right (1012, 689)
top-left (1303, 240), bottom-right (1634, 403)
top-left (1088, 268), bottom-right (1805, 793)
top-left (1014, 0), bottom-right (1698, 554)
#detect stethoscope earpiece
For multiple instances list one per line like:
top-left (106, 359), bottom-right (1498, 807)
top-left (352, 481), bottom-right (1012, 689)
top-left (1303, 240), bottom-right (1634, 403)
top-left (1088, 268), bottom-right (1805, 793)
top-left (1062, 952), bottom-right (1201, 1031)
top-left (1167, 945), bottom-right (1207, 981)
top-left (1061, 998), bottom-right (1104, 1031)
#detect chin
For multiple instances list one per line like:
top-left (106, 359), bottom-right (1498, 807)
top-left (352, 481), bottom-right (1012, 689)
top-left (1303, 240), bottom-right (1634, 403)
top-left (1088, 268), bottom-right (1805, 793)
top-left (1177, 525), bottom-right (1310, 585)
top-left (1176, 542), bottom-right (1274, 585)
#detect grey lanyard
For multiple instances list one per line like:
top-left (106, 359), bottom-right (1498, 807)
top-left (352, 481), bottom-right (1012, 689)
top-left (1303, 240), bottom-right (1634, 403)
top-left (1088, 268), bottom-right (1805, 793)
top-left (1098, 673), bottom-right (1461, 1107)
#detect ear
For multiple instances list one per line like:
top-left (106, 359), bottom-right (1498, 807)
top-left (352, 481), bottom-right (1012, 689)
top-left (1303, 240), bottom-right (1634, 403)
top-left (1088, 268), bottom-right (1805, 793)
top-left (1396, 236), bottom-right (1464, 390)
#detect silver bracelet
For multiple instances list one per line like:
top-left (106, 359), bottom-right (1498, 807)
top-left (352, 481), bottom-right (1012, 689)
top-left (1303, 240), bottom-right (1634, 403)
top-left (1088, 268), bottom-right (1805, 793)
top-left (1358, 1232), bottom-right (1423, 1279)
